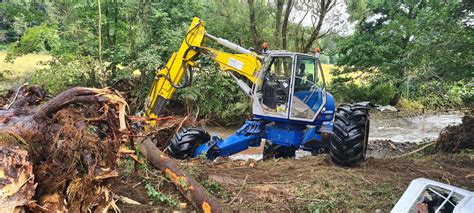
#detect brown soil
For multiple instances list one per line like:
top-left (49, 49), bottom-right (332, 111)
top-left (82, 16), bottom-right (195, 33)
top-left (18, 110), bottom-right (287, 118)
top-left (112, 153), bottom-right (474, 212)
top-left (367, 140), bottom-right (419, 158)
top-left (110, 111), bottom-right (474, 212)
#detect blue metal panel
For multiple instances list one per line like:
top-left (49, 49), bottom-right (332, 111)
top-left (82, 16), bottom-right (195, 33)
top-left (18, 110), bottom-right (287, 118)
top-left (264, 122), bottom-right (306, 147)
top-left (320, 93), bottom-right (335, 118)
top-left (214, 133), bottom-right (261, 157)
top-left (193, 119), bottom-right (264, 160)
top-left (302, 126), bottom-right (322, 144)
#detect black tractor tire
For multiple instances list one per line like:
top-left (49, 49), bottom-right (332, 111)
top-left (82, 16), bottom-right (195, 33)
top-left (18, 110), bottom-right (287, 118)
top-left (262, 140), bottom-right (296, 160)
top-left (166, 127), bottom-right (210, 159)
top-left (329, 104), bottom-right (370, 166)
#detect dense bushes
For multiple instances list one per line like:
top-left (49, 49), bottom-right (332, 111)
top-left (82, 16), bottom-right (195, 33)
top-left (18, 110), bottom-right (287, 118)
top-left (328, 77), bottom-right (396, 106)
top-left (30, 57), bottom-right (100, 94)
top-left (412, 80), bottom-right (473, 110)
top-left (328, 75), bottom-right (473, 110)
top-left (175, 63), bottom-right (250, 125)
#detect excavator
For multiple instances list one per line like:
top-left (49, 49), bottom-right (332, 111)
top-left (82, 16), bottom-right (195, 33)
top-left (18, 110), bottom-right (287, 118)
top-left (144, 17), bottom-right (370, 166)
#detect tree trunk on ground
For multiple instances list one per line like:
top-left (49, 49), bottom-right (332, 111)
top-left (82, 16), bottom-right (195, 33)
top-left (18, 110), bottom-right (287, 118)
top-left (139, 138), bottom-right (229, 213)
top-left (1, 86), bottom-right (222, 212)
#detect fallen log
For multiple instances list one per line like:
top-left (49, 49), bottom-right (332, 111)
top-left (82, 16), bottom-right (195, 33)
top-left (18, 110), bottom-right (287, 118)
top-left (139, 138), bottom-right (228, 213)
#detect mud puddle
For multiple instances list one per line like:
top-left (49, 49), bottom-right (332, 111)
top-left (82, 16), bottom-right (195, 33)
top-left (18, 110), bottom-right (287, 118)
top-left (370, 111), bottom-right (463, 142)
top-left (205, 111), bottom-right (464, 160)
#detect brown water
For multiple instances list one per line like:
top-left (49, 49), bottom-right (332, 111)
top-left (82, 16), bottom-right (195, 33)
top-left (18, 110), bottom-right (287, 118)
top-left (204, 111), bottom-right (464, 160)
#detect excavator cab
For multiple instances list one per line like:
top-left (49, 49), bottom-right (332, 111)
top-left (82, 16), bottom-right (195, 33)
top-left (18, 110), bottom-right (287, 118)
top-left (252, 51), bottom-right (327, 123)
top-left (146, 17), bottom-right (370, 166)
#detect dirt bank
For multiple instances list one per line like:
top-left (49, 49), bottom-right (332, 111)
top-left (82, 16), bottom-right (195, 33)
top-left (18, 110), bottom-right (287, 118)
top-left (111, 152), bottom-right (473, 212)
top-left (195, 154), bottom-right (473, 211)
top-left (110, 111), bottom-right (474, 212)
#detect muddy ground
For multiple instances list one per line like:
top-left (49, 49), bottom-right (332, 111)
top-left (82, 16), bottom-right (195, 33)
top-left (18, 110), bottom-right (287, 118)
top-left (108, 110), bottom-right (473, 212)
top-left (111, 142), bottom-right (473, 212)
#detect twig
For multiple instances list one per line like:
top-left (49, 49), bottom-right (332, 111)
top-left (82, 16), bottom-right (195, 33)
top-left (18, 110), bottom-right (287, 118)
top-left (358, 174), bottom-right (374, 185)
top-left (247, 180), bottom-right (297, 184)
top-left (390, 142), bottom-right (434, 158)
top-left (229, 175), bottom-right (248, 204)
top-left (4, 83), bottom-right (28, 110)
top-left (175, 115), bottom-right (189, 134)
top-left (132, 181), bottom-right (142, 188)
top-left (113, 194), bottom-right (142, 205)
top-left (18, 175), bottom-right (34, 189)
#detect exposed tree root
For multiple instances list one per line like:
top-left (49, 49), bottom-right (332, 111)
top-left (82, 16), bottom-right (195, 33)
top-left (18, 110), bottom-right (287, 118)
top-left (0, 86), bottom-right (127, 212)
top-left (0, 132), bottom-right (35, 212)
top-left (1, 86), bottom-right (224, 212)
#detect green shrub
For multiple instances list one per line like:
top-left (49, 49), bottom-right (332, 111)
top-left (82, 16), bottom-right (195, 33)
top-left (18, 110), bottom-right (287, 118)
top-left (176, 65), bottom-right (250, 125)
top-left (328, 78), bottom-right (396, 105)
top-left (5, 24), bottom-right (58, 62)
top-left (31, 56), bottom-right (100, 94)
top-left (410, 80), bottom-right (472, 110)
top-left (397, 98), bottom-right (424, 111)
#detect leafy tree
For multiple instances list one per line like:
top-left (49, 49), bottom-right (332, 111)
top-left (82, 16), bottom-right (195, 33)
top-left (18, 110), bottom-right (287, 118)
top-left (336, 0), bottom-right (473, 106)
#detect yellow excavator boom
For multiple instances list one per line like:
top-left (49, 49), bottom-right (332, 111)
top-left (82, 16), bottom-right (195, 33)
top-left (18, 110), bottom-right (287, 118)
top-left (145, 17), bottom-right (262, 125)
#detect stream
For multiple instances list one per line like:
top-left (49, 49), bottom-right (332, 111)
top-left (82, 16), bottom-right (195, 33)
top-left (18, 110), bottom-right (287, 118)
top-left (205, 111), bottom-right (464, 161)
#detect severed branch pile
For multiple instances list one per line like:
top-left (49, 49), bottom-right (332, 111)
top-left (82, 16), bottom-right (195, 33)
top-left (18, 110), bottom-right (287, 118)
top-left (435, 110), bottom-right (474, 152)
top-left (0, 86), bottom-right (225, 212)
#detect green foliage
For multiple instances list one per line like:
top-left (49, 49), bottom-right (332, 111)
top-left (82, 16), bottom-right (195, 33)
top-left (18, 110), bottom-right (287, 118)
top-left (5, 24), bottom-right (58, 62)
top-left (336, 0), bottom-right (473, 107)
top-left (201, 179), bottom-right (231, 200)
top-left (0, 0), bottom-right (52, 43)
top-left (176, 63), bottom-right (250, 124)
top-left (1, 0), bottom-right (471, 118)
top-left (412, 80), bottom-right (474, 109)
top-left (30, 56), bottom-right (100, 94)
top-left (307, 201), bottom-right (336, 212)
top-left (329, 77), bottom-right (396, 105)
top-left (144, 180), bottom-right (179, 207)
top-left (397, 98), bottom-right (423, 111)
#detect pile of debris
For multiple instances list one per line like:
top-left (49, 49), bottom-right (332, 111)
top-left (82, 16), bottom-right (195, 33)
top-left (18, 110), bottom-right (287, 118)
top-left (435, 110), bottom-right (473, 152)
top-left (0, 86), bottom-right (225, 212)
top-left (0, 86), bottom-right (128, 212)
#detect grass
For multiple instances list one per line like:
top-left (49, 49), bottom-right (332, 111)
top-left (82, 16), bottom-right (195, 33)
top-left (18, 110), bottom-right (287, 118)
top-left (201, 179), bottom-right (232, 201)
top-left (0, 51), bottom-right (51, 92)
top-left (144, 179), bottom-right (179, 207)
top-left (320, 64), bottom-right (336, 83)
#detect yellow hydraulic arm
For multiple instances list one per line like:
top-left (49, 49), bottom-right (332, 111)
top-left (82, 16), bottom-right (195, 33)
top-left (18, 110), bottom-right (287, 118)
top-left (145, 17), bottom-right (262, 125)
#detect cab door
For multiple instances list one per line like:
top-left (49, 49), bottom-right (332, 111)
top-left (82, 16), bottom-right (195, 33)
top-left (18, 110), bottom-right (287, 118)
top-left (252, 54), bottom-right (294, 119)
top-left (289, 55), bottom-right (325, 122)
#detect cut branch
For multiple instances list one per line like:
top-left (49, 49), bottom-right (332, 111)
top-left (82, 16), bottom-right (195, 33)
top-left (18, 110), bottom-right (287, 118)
top-left (139, 138), bottom-right (229, 212)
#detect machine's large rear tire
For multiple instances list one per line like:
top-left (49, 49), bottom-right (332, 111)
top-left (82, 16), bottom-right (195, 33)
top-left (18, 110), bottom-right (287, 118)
top-left (262, 140), bottom-right (296, 160)
top-left (166, 127), bottom-right (210, 159)
top-left (329, 104), bottom-right (369, 166)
